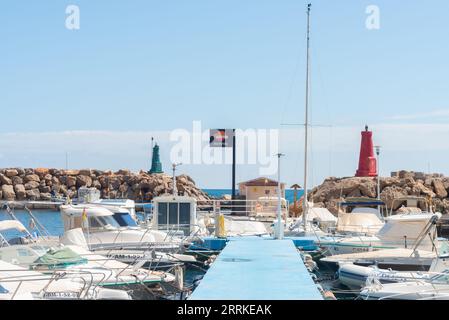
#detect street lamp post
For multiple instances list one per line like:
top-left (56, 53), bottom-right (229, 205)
top-left (375, 146), bottom-right (381, 214)
top-left (275, 153), bottom-right (285, 240)
top-left (172, 163), bottom-right (182, 196)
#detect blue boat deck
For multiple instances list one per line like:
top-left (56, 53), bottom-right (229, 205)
top-left (189, 237), bottom-right (323, 300)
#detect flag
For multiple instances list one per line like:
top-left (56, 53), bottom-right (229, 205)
top-left (82, 208), bottom-right (87, 221)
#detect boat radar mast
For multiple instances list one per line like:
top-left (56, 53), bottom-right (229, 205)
top-left (302, 3), bottom-right (312, 233)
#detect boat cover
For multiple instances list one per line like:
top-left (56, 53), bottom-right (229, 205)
top-left (33, 247), bottom-right (87, 269)
top-left (337, 213), bottom-right (384, 235)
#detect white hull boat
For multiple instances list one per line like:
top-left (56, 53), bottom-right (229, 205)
top-left (360, 281), bottom-right (449, 300)
top-left (0, 260), bottom-right (131, 300)
top-left (338, 264), bottom-right (433, 289)
top-left (321, 248), bottom-right (436, 271)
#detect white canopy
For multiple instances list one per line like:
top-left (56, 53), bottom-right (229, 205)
top-left (305, 207), bottom-right (337, 223)
top-left (0, 220), bottom-right (27, 233)
top-left (337, 213), bottom-right (384, 235)
top-left (60, 205), bottom-right (114, 217)
top-left (377, 213), bottom-right (440, 242)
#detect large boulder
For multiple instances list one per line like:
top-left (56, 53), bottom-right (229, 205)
top-left (66, 176), bottom-right (77, 188)
top-left (39, 185), bottom-right (51, 193)
top-left (5, 169), bottom-right (18, 177)
top-left (63, 170), bottom-right (80, 176)
top-left (14, 184), bottom-right (26, 200)
top-left (51, 176), bottom-right (60, 185)
top-left (1, 185), bottom-right (15, 200)
top-left (40, 193), bottom-right (52, 201)
top-left (79, 169), bottom-right (92, 176)
top-left (34, 168), bottom-right (49, 177)
top-left (359, 179), bottom-right (377, 198)
top-left (433, 179), bottom-right (448, 199)
top-left (26, 189), bottom-right (41, 201)
top-left (24, 174), bottom-right (40, 183)
top-left (25, 181), bottom-right (40, 190)
top-left (411, 181), bottom-right (435, 197)
top-left (76, 175), bottom-right (92, 188)
top-left (0, 174), bottom-right (12, 185)
top-left (12, 176), bottom-right (23, 185)
top-left (380, 177), bottom-right (401, 190)
top-left (380, 186), bottom-right (408, 210)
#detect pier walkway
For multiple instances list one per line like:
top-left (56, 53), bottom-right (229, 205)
top-left (189, 237), bottom-right (323, 300)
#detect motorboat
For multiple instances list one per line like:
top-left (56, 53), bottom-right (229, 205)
top-left (61, 197), bottom-right (202, 269)
top-left (60, 204), bottom-right (181, 252)
top-left (359, 277), bottom-right (449, 300)
top-left (0, 221), bottom-right (177, 298)
top-left (338, 242), bottom-right (449, 289)
top-left (0, 260), bottom-right (132, 300)
top-left (285, 205), bottom-right (337, 237)
top-left (319, 212), bottom-right (441, 256)
top-left (333, 198), bottom-right (386, 236)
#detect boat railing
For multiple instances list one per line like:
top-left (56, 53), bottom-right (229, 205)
top-left (373, 284), bottom-right (448, 300)
top-left (197, 199), bottom-right (290, 220)
top-left (85, 227), bottom-right (182, 251)
top-left (0, 267), bottom-right (101, 300)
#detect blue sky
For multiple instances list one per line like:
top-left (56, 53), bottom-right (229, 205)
top-left (1, 1), bottom-right (449, 188)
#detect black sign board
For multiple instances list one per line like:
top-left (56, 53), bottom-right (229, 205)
top-left (209, 129), bottom-right (235, 148)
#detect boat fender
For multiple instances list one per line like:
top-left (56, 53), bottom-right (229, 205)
top-left (323, 291), bottom-right (337, 300)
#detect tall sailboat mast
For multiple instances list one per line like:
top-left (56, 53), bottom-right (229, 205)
top-left (302, 3), bottom-right (311, 232)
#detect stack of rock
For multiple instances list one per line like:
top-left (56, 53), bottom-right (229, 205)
top-left (308, 170), bottom-right (449, 215)
top-left (0, 168), bottom-right (210, 203)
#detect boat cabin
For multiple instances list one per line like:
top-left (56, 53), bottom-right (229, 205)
top-left (151, 195), bottom-right (197, 236)
top-left (336, 197), bottom-right (386, 235)
top-left (77, 187), bottom-right (138, 220)
top-left (60, 205), bottom-right (121, 232)
top-left (390, 196), bottom-right (431, 215)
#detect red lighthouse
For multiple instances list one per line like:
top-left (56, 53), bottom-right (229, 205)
top-left (355, 125), bottom-right (377, 177)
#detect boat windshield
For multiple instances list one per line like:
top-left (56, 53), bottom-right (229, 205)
top-left (0, 285), bottom-right (8, 294)
top-left (88, 216), bottom-right (120, 229)
top-left (430, 270), bottom-right (449, 283)
top-left (113, 212), bottom-right (137, 227)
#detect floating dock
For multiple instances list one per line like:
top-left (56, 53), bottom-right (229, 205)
top-left (189, 237), bottom-right (323, 300)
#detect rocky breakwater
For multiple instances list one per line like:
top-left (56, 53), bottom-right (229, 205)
top-left (308, 170), bottom-right (449, 215)
top-left (0, 168), bottom-right (210, 204)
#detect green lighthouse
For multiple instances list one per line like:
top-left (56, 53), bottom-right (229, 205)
top-left (149, 143), bottom-right (163, 174)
